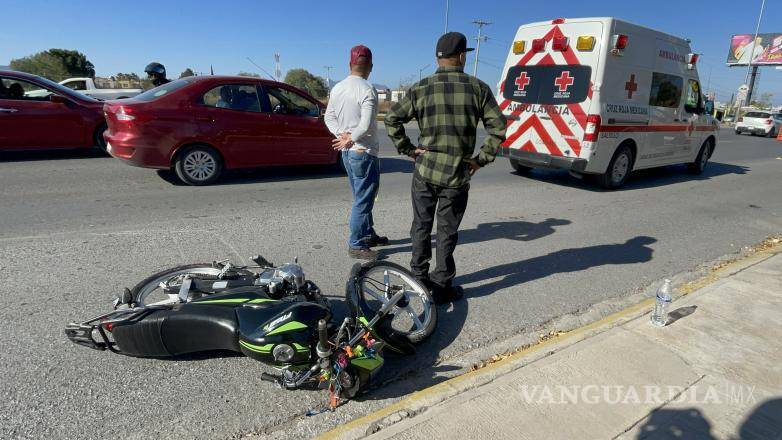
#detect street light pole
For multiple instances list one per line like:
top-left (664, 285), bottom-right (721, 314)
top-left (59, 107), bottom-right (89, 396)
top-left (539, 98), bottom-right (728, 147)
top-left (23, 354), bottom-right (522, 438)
top-left (444, 0), bottom-right (450, 34)
top-left (472, 20), bottom-right (492, 77)
top-left (744, 0), bottom-right (766, 106)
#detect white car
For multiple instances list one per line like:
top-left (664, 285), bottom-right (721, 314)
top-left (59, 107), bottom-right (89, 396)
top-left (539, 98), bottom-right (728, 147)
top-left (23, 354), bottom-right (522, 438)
top-left (735, 111), bottom-right (782, 137)
top-left (59, 77), bottom-right (142, 100)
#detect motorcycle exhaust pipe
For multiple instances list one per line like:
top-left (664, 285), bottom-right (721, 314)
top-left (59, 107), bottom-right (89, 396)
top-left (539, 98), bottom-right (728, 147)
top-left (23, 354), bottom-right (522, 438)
top-left (316, 319), bottom-right (332, 358)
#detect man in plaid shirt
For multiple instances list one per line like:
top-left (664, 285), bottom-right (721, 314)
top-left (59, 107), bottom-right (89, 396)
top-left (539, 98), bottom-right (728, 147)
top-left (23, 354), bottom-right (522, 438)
top-left (385, 32), bottom-right (506, 304)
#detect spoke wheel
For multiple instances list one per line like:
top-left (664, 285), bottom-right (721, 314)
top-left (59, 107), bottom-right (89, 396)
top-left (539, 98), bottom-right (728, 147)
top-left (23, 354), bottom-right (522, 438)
top-left (357, 262), bottom-right (436, 344)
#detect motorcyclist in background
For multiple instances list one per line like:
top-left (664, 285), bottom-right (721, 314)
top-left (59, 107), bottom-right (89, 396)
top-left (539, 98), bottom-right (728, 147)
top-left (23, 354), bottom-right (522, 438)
top-left (144, 62), bottom-right (170, 87)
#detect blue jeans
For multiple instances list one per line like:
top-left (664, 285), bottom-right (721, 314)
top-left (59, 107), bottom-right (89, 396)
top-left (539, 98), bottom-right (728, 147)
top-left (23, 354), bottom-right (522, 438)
top-left (342, 149), bottom-right (380, 249)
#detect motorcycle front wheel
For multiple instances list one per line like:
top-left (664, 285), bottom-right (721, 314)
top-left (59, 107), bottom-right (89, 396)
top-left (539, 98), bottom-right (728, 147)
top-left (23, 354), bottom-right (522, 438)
top-left (355, 261), bottom-right (437, 345)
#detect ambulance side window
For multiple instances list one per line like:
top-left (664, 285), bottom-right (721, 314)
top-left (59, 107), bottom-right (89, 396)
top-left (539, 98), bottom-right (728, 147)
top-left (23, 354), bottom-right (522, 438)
top-left (684, 79), bottom-right (702, 114)
top-left (648, 72), bottom-right (683, 108)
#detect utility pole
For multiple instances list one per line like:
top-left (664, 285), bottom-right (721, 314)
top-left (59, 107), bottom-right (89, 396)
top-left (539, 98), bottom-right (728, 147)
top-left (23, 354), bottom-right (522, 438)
top-left (419, 64), bottom-right (430, 81)
top-left (274, 53), bottom-right (281, 82)
top-left (472, 20), bottom-right (492, 77)
top-left (324, 65), bottom-right (333, 96)
top-left (444, 0), bottom-right (449, 33)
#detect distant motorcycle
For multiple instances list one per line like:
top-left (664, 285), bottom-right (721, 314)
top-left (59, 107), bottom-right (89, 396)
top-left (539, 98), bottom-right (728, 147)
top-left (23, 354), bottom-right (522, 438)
top-left (65, 256), bottom-right (436, 407)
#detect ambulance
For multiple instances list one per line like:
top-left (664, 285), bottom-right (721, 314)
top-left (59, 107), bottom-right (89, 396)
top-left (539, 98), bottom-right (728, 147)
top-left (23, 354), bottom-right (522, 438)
top-left (497, 17), bottom-right (719, 188)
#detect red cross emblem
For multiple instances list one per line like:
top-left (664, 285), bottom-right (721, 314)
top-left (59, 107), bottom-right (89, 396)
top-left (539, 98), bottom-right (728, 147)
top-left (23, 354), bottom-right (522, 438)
top-left (554, 71), bottom-right (574, 92)
top-left (625, 74), bottom-right (638, 99)
top-left (515, 72), bottom-right (531, 91)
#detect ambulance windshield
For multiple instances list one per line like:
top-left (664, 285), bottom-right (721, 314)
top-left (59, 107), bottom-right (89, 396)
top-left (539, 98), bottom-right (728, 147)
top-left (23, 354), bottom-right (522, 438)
top-left (503, 65), bottom-right (591, 105)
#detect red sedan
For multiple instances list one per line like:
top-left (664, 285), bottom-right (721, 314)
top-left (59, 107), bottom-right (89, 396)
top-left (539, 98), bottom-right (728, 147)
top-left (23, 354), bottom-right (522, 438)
top-left (0, 71), bottom-right (107, 151)
top-left (103, 76), bottom-right (338, 185)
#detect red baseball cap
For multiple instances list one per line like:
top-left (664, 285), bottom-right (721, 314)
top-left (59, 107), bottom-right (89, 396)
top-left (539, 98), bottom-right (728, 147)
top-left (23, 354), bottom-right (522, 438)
top-left (350, 45), bottom-right (373, 65)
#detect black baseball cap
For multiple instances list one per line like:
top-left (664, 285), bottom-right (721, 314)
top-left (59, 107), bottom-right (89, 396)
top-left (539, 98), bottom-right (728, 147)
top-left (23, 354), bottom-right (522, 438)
top-left (436, 32), bottom-right (474, 58)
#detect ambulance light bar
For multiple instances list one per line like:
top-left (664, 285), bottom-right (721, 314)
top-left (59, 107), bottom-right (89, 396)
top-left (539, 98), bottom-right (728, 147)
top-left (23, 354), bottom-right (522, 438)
top-left (610, 34), bottom-right (629, 56)
top-left (576, 36), bottom-right (595, 51)
top-left (552, 36), bottom-right (568, 51)
top-left (531, 38), bottom-right (546, 53)
top-left (552, 18), bottom-right (565, 24)
top-left (513, 40), bottom-right (526, 54)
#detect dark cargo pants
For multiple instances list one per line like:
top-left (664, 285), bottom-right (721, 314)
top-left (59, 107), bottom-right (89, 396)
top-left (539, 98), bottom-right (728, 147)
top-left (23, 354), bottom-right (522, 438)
top-left (409, 174), bottom-right (470, 288)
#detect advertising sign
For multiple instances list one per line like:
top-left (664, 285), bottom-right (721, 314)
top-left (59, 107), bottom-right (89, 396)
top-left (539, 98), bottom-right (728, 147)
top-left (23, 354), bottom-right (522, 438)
top-left (727, 33), bottom-right (782, 65)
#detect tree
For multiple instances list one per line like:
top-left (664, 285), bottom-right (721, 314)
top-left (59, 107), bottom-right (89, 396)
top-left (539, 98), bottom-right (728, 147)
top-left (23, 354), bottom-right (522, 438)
top-left (115, 72), bottom-right (141, 82)
top-left (237, 71), bottom-right (261, 78)
top-left (751, 92), bottom-right (774, 109)
top-left (179, 68), bottom-right (195, 78)
top-left (10, 49), bottom-right (94, 81)
top-left (284, 68), bottom-right (328, 99)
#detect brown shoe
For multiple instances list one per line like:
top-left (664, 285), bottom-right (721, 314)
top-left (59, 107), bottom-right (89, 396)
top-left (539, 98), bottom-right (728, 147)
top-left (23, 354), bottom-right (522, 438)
top-left (348, 247), bottom-right (378, 260)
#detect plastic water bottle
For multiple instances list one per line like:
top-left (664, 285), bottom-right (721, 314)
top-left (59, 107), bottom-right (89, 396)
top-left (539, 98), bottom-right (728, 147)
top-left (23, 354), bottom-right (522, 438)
top-left (650, 279), bottom-right (672, 327)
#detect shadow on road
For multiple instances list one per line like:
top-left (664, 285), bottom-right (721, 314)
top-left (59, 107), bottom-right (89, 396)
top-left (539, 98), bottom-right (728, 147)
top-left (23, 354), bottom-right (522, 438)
top-left (458, 236), bottom-right (657, 298)
top-left (155, 157), bottom-right (414, 186)
top-left (0, 148), bottom-right (108, 162)
top-left (513, 162), bottom-right (749, 192)
top-left (738, 398), bottom-right (782, 439)
top-left (379, 218), bottom-right (572, 258)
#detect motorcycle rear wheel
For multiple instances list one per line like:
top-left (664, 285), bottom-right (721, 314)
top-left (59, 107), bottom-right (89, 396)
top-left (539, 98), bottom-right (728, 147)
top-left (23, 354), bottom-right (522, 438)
top-left (130, 264), bottom-right (223, 307)
top-left (355, 261), bottom-right (437, 345)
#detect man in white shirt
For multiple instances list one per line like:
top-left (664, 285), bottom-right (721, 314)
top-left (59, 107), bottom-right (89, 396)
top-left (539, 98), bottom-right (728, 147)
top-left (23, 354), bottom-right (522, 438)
top-left (325, 45), bottom-right (388, 260)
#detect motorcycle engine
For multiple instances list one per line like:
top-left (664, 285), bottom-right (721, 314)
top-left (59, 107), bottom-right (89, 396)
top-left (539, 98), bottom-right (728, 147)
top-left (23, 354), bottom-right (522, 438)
top-left (256, 260), bottom-right (306, 299)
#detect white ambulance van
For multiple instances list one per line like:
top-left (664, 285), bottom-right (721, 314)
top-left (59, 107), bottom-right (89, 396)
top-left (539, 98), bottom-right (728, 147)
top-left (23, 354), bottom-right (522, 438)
top-left (497, 17), bottom-right (719, 188)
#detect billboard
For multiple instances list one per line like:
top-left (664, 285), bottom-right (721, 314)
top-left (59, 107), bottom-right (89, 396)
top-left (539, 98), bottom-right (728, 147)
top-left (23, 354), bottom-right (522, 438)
top-left (727, 33), bottom-right (782, 66)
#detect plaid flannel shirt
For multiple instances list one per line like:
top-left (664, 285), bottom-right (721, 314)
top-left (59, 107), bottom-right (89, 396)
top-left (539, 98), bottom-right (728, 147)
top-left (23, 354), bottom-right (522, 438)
top-left (384, 66), bottom-right (506, 188)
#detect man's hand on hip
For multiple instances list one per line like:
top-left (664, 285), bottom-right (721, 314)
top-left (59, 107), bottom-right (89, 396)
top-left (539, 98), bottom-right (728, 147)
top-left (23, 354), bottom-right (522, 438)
top-left (464, 158), bottom-right (482, 176)
top-left (332, 132), bottom-right (354, 150)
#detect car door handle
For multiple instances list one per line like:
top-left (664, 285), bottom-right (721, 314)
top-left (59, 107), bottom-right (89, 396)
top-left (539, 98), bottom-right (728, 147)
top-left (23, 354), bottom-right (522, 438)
top-left (195, 116), bottom-right (213, 122)
top-left (0, 108), bottom-right (19, 113)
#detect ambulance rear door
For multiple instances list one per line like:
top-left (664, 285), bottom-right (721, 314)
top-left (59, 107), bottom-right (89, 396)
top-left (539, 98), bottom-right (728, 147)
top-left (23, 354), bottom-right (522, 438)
top-left (498, 19), bottom-right (605, 163)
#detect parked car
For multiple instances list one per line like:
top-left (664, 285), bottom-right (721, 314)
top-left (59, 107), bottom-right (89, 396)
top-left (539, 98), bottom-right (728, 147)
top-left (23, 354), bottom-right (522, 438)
top-left (0, 70), bottom-right (107, 151)
top-left (734, 111), bottom-right (782, 137)
top-left (59, 77), bottom-right (142, 100)
top-left (103, 76), bottom-right (338, 185)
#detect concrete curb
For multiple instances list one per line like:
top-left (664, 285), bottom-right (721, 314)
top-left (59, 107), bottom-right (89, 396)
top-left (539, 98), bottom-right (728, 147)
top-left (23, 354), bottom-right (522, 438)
top-left (317, 238), bottom-right (782, 440)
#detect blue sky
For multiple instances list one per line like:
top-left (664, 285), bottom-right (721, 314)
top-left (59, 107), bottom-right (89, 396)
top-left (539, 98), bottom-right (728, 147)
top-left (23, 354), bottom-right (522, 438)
top-left (1, 0), bottom-right (780, 103)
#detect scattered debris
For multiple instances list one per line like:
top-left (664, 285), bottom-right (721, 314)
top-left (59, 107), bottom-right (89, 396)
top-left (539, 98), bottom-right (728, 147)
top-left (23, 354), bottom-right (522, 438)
top-left (469, 330), bottom-right (566, 372)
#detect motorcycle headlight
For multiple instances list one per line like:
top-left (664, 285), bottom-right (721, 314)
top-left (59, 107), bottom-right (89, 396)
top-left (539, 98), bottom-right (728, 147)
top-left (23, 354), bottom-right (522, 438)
top-left (272, 344), bottom-right (295, 362)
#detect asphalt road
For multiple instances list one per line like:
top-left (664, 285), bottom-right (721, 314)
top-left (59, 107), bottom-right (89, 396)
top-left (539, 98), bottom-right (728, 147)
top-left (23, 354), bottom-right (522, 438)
top-left (1, 127), bottom-right (780, 439)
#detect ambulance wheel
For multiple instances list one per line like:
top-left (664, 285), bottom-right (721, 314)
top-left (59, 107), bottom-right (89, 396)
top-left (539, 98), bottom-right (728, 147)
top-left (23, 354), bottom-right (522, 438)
top-left (509, 159), bottom-right (533, 174)
top-left (688, 139), bottom-right (712, 174)
top-left (599, 144), bottom-right (634, 189)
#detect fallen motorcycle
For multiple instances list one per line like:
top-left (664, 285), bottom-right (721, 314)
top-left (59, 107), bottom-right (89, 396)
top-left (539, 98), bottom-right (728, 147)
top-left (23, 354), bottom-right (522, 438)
top-left (65, 256), bottom-right (436, 407)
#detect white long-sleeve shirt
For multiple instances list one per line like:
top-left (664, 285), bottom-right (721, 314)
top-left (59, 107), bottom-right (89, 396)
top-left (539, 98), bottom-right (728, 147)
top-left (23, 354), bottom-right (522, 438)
top-left (324, 75), bottom-right (379, 156)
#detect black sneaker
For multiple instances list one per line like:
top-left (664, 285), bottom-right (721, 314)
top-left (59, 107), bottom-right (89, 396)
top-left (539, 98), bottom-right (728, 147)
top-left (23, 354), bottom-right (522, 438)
top-left (348, 247), bottom-right (378, 260)
top-left (365, 235), bottom-right (390, 247)
top-left (432, 285), bottom-right (465, 305)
